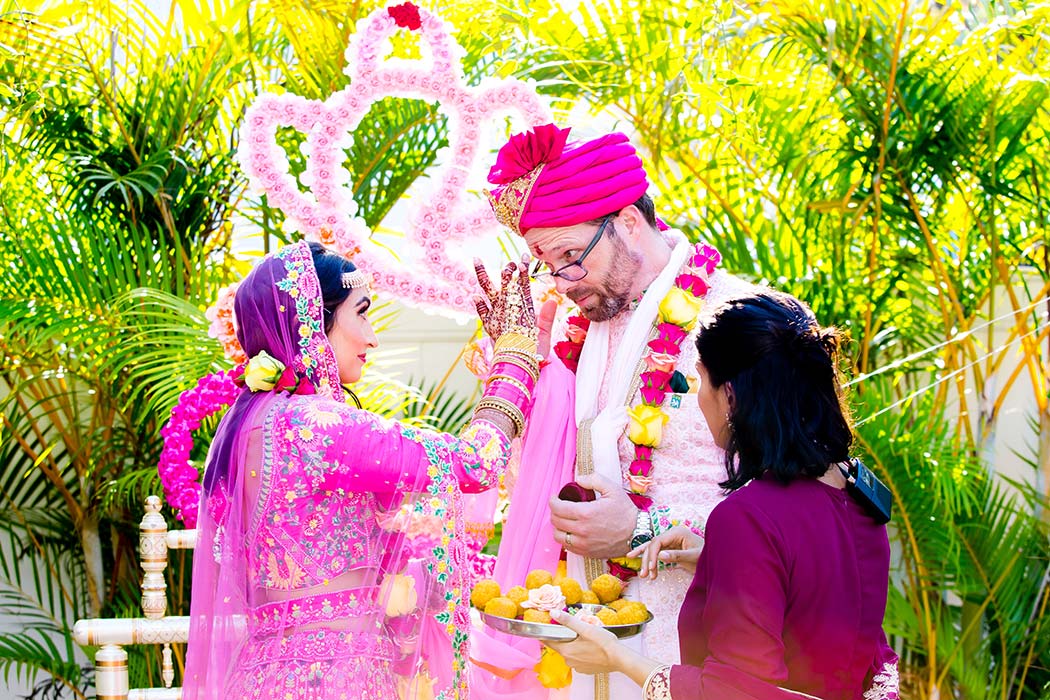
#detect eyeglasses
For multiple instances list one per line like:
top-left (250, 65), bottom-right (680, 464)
top-left (530, 215), bottom-right (613, 282)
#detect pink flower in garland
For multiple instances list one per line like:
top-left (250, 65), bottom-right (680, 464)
top-left (157, 370), bottom-right (242, 528)
top-left (639, 370), bottom-right (672, 391)
top-left (647, 338), bottom-right (681, 357)
top-left (691, 244), bottom-right (722, 275)
top-left (656, 322), bottom-right (689, 345)
top-left (675, 273), bottom-right (709, 297)
top-left (640, 386), bottom-right (667, 406)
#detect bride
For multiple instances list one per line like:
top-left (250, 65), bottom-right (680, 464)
top-left (183, 241), bottom-right (539, 699)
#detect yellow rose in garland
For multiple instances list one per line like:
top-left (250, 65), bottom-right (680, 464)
top-left (242, 350), bottom-right (285, 392)
top-left (657, 286), bottom-right (705, 329)
top-left (627, 404), bottom-right (669, 447)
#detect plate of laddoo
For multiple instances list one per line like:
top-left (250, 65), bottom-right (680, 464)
top-left (473, 568), bottom-right (652, 642)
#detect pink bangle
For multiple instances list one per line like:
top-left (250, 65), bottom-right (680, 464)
top-left (488, 375), bottom-right (533, 399)
top-left (489, 361), bottom-right (537, 393)
top-left (483, 383), bottom-right (532, 413)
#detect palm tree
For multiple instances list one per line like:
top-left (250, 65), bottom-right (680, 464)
top-left (503, 0), bottom-right (1050, 696)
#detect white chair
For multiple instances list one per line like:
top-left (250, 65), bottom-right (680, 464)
top-left (73, 496), bottom-right (195, 700)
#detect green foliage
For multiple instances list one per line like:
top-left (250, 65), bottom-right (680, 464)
top-left (2, 0), bottom-right (1050, 697)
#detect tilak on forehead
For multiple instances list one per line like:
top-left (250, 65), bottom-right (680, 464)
top-left (486, 124), bottom-right (651, 237)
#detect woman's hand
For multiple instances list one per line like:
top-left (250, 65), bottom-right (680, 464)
top-left (627, 525), bottom-right (705, 580)
top-left (546, 609), bottom-right (624, 675)
top-left (473, 255), bottom-right (537, 340)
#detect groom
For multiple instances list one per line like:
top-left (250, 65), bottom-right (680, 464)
top-left (472, 123), bottom-right (752, 700)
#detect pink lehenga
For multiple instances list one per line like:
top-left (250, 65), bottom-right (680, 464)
top-left (184, 242), bottom-right (512, 700)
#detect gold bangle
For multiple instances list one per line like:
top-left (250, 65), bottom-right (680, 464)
top-left (494, 347), bottom-right (541, 364)
top-left (476, 397), bottom-right (526, 427)
top-left (474, 397), bottom-right (526, 435)
top-left (492, 347), bottom-right (540, 369)
top-left (486, 374), bottom-right (533, 398)
top-left (494, 332), bottom-right (538, 356)
top-left (474, 407), bottom-right (523, 437)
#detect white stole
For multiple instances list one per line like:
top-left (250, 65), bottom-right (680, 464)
top-left (566, 231), bottom-right (690, 700)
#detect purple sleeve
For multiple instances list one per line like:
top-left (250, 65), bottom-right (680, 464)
top-left (863, 631), bottom-right (900, 699)
top-left (302, 400), bottom-right (511, 495)
top-left (660, 499), bottom-right (798, 699)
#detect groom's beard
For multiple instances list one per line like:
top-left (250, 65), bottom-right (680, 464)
top-left (571, 237), bottom-right (641, 323)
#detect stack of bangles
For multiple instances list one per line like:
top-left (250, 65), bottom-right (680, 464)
top-left (474, 331), bottom-right (540, 436)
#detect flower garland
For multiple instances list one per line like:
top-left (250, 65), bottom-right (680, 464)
top-left (157, 346), bottom-right (330, 527)
top-left (553, 242), bottom-right (722, 581)
top-left (238, 2), bottom-right (552, 319)
top-left (157, 370), bottom-right (242, 528)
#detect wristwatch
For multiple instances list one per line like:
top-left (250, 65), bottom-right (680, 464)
top-left (629, 508), bottom-right (655, 550)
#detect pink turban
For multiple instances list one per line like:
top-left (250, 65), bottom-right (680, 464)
top-left (486, 124), bottom-right (650, 236)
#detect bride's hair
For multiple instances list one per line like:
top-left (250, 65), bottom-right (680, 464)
top-left (308, 242), bottom-right (360, 334)
top-left (695, 291), bottom-right (853, 492)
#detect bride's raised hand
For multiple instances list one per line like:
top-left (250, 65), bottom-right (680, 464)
top-left (473, 256), bottom-right (539, 342)
top-left (473, 258), bottom-right (517, 340)
top-left (627, 525), bottom-right (704, 580)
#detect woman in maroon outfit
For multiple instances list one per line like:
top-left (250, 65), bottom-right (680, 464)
top-left (550, 292), bottom-right (899, 699)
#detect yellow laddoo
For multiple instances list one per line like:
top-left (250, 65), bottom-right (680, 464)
top-left (483, 596), bottom-right (519, 619)
top-left (522, 608), bottom-right (552, 624)
top-left (590, 574), bottom-right (623, 604)
top-left (506, 585), bottom-right (529, 615)
top-left (616, 601), bottom-right (650, 625)
top-left (607, 598), bottom-right (631, 611)
top-left (579, 590), bottom-right (600, 605)
top-left (470, 579), bottom-right (501, 610)
top-left (595, 607), bottom-right (620, 626)
top-left (525, 569), bottom-right (554, 590)
top-left (557, 578), bottom-right (583, 605)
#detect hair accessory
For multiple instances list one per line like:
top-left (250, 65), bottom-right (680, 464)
top-left (341, 270), bottom-right (370, 290)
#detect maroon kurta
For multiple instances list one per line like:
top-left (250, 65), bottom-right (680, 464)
top-left (664, 473), bottom-right (898, 699)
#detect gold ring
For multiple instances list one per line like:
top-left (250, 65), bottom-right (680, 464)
top-left (565, 532), bottom-right (573, 548)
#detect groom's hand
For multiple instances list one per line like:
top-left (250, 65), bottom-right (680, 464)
top-left (550, 473), bottom-right (636, 559)
top-left (537, 299), bottom-right (557, 358)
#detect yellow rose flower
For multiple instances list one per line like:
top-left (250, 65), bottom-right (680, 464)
top-left (535, 648), bottom-right (573, 689)
top-left (397, 671), bottom-right (436, 700)
top-left (657, 287), bottom-right (705, 329)
top-left (627, 404), bottom-right (669, 447)
top-left (243, 350), bottom-right (285, 392)
top-left (379, 573), bottom-right (418, 617)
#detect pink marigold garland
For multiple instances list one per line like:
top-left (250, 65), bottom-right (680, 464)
top-left (157, 370), bottom-right (242, 527)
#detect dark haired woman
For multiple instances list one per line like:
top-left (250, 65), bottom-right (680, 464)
top-left (548, 291), bottom-right (899, 699)
top-left (184, 241), bottom-right (540, 700)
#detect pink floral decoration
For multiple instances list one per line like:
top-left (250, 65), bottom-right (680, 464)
top-left (157, 370), bottom-right (242, 528)
top-left (237, 4), bottom-right (553, 318)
